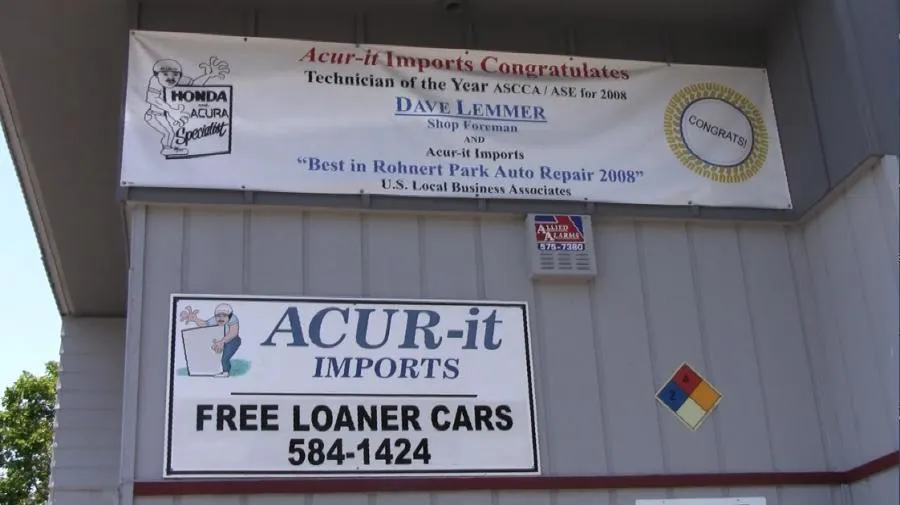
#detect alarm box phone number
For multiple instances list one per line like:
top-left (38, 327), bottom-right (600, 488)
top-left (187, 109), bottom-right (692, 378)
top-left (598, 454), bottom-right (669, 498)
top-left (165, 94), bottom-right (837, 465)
top-left (287, 436), bottom-right (431, 467)
top-left (538, 242), bottom-right (585, 252)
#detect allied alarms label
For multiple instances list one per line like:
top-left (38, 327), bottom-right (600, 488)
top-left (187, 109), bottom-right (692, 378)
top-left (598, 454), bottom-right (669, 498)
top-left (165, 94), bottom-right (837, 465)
top-left (533, 214), bottom-right (586, 252)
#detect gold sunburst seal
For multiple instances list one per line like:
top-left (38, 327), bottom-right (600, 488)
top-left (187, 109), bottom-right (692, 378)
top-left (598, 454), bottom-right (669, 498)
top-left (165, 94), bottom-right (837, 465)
top-left (663, 83), bottom-right (768, 184)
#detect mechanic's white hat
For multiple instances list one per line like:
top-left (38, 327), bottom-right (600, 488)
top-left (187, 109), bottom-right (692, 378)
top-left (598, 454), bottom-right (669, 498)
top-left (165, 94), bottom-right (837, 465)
top-left (153, 59), bottom-right (182, 74)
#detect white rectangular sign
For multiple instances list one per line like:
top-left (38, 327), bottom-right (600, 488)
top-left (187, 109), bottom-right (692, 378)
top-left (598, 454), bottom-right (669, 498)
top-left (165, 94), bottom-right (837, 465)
top-left (636, 499), bottom-right (766, 505)
top-left (122, 30), bottom-right (792, 209)
top-left (164, 295), bottom-right (539, 478)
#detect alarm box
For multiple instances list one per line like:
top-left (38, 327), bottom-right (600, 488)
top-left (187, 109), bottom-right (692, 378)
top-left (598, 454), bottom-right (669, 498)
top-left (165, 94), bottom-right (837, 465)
top-left (526, 214), bottom-right (597, 281)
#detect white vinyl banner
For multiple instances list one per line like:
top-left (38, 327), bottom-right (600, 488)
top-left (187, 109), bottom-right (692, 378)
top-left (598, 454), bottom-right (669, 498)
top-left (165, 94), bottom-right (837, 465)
top-left (636, 499), bottom-right (766, 505)
top-left (122, 30), bottom-right (793, 209)
top-left (164, 295), bottom-right (539, 478)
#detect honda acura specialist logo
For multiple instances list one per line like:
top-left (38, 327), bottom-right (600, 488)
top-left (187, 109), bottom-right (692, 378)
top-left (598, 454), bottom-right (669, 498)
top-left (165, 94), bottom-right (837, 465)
top-left (142, 56), bottom-right (233, 159)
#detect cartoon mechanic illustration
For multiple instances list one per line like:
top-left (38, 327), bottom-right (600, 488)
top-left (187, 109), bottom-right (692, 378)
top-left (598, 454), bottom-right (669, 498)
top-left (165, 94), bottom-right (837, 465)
top-left (179, 302), bottom-right (241, 377)
top-left (144, 56), bottom-right (230, 157)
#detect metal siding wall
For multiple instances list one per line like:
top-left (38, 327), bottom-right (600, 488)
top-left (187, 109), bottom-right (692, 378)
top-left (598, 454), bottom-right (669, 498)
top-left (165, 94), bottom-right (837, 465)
top-left (796, 156), bottom-right (900, 475)
top-left (765, 11), bottom-right (830, 215)
top-left (846, 0), bottom-right (899, 155)
top-left (136, 4), bottom-right (766, 67)
top-left (133, 486), bottom-right (837, 505)
top-left (850, 468), bottom-right (900, 505)
top-left (49, 317), bottom-right (125, 505)
top-left (126, 205), bottom-right (843, 505)
top-left (119, 5), bottom-right (898, 505)
top-left (793, 0), bottom-right (873, 183)
top-left (764, 0), bottom-right (899, 214)
top-left (121, 162), bottom-right (900, 503)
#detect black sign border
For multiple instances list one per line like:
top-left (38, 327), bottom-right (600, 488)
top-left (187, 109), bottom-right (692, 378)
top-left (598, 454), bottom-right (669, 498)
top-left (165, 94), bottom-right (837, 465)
top-left (163, 293), bottom-right (540, 478)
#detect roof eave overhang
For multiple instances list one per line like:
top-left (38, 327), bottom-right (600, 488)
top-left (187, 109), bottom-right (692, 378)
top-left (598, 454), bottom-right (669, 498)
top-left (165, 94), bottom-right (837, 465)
top-left (0, 53), bottom-right (75, 316)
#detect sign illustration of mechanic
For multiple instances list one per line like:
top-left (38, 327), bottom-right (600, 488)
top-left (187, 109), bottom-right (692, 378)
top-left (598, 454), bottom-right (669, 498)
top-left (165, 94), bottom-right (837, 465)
top-left (144, 56), bottom-right (232, 159)
top-left (179, 303), bottom-right (241, 377)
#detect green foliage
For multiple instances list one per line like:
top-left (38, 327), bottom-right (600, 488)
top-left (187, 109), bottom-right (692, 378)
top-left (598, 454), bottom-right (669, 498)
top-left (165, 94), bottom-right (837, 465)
top-left (0, 361), bottom-right (58, 505)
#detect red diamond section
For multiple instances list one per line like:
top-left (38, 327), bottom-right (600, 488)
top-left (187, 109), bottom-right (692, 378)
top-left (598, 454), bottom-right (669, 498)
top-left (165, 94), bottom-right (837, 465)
top-left (674, 363), bottom-right (702, 395)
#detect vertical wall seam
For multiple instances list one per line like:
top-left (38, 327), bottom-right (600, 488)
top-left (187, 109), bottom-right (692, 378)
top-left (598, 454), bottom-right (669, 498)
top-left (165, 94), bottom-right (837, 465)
top-left (48, 320), bottom-right (64, 502)
top-left (242, 8), bottom-right (253, 38)
top-left (360, 214), bottom-right (369, 297)
top-left (549, 489), bottom-right (559, 505)
top-left (180, 208), bottom-right (189, 291)
top-left (241, 210), bottom-right (251, 293)
top-left (116, 205), bottom-right (146, 505)
top-left (801, 220), bottom-right (851, 469)
top-left (830, 0), bottom-right (880, 153)
top-left (879, 155), bottom-right (900, 211)
top-left (586, 277), bottom-right (612, 474)
top-left (300, 212), bottom-right (308, 296)
top-left (790, 0), bottom-right (833, 189)
top-left (132, 0), bottom-right (142, 29)
top-left (519, 219), bottom-right (546, 479)
top-left (355, 11), bottom-right (367, 45)
top-left (473, 217), bottom-right (486, 299)
top-left (635, 223), bottom-right (669, 473)
top-left (839, 482), bottom-right (855, 505)
top-left (587, 222), bottom-right (611, 475)
top-left (685, 224), bottom-right (726, 478)
top-left (806, 217), bottom-right (866, 465)
top-left (837, 194), bottom-right (897, 442)
top-left (565, 25), bottom-right (576, 56)
top-left (785, 226), bottom-right (834, 468)
top-left (816, 204), bottom-right (873, 462)
top-left (867, 160), bottom-right (900, 284)
top-left (662, 27), bottom-right (675, 64)
top-left (120, 205), bottom-right (132, 267)
top-left (588, 221), bottom-right (615, 476)
top-left (531, 284), bottom-right (552, 472)
top-left (463, 15), bottom-right (475, 49)
top-left (734, 225), bottom-right (778, 470)
top-left (417, 216), bottom-right (427, 296)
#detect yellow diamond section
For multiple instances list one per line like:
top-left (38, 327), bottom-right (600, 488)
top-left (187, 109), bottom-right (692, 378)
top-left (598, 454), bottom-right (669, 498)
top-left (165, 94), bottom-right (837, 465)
top-left (663, 82), bottom-right (769, 184)
top-left (690, 381), bottom-right (721, 411)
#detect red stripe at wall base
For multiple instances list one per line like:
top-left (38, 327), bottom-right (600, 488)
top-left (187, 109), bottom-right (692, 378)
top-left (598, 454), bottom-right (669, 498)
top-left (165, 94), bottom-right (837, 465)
top-left (133, 451), bottom-right (899, 496)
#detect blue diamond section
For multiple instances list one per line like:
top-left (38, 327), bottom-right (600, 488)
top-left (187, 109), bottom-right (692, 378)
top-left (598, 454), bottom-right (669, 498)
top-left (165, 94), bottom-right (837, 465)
top-left (657, 379), bottom-right (688, 411)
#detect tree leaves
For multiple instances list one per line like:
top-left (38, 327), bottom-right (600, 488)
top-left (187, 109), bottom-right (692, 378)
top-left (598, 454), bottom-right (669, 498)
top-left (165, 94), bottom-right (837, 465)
top-left (0, 361), bottom-right (58, 505)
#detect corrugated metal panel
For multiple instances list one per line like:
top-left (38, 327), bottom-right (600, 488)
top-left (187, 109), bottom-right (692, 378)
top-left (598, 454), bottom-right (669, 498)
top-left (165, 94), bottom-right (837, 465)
top-left (51, 490), bottom-right (118, 505)
top-left (54, 159), bottom-right (896, 504)
top-left (797, 156), bottom-right (900, 470)
top-left (49, 317), bottom-right (124, 504)
top-left (129, 206), bottom-right (828, 481)
top-left (850, 466), bottom-right (900, 505)
top-left (132, 487), bottom-right (838, 505)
